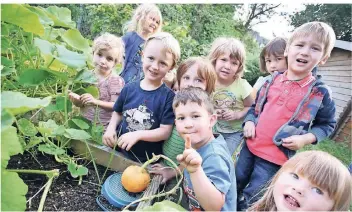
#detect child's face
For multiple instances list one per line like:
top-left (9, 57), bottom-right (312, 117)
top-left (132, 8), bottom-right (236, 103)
top-left (142, 12), bottom-right (160, 35)
top-left (265, 54), bottom-right (287, 74)
top-left (175, 101), bottom-right (216, 149)
top-left (285, 35), bottom-right (328, 78)
top-left (142, 39), bottom-right (174, 85)
top-left (93, 49), bottom-right (117, 76)
top-left (179, 63), bottom-right (207, 91)
top-left (273, 170), bottom-right (334, 211)
top-left (215, 52), bottom-right (240, 83)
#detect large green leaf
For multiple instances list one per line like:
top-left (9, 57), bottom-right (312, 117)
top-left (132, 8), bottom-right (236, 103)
top-left (43, 54), bottom-right (67, 71)
top-left (1, 4), bottom-right (44, 36)
top-left (43, 6), bottom-right (76, 29)
top-left (25, 5), bottom-right (54, 26)
top-left (38, 144), bottom-right (65, 155)
top-left (25, 136), bottom-right (43, 150)
top-left (1, 67), bottom-right (16, 76)
top-left (61, 29), bottom-right (90, 52)
top-left (18, 68), bottom-right (68, 86)
top-left (18, 69), bottom-right (51, 86)
top-left (1, 126), bottom-right (23, 168)
top-left (1, 170), bottom-right (28, 211)
top-left (64, 129), bottom-right (91, 140)
top-left (43, 27), bottom-right (66, 41)
top-left (56, 96), bottom-right (72, 113)
top-left (1, 109), bottom-right (15, 130)
top-left (72, 119), bottom-right (90, 130)
top-left (1, 56), bottom-right (14, 67)
top-left (74, 69), bottom-right (97, 84)
top-left (34, 38), bottom-right (87, 68)
top-left (37, 119), bottom-right (64, 137)
top-left (1, 91), bottom-right (51, 115)
top-left (84, 86), bottom-right (99, 99)
top-left (17, 118), bottom-right (38, 136)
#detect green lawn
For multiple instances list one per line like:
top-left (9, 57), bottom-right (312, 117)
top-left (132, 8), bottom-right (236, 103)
top-left (300, 139), bottom-right (351, 166)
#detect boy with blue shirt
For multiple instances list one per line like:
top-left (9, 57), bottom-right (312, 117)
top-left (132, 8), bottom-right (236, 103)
top-left (103, 32), bottom-right (181, 162)
top-left (174, 87), bottom-right (237, 211)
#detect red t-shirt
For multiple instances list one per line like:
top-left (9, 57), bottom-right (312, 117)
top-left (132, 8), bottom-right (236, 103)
top-left (247, 71), bottom-right (315, 165)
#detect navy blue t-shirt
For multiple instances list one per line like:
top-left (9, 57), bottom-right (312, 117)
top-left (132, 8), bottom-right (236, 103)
top-left (120, 32), bottom-right (145, 84)
top-left (113, 81), bottom-right (175, 162)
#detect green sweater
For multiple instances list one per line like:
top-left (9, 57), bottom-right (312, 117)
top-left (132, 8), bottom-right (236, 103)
top-left (162, 126), bottom-right (185, 167)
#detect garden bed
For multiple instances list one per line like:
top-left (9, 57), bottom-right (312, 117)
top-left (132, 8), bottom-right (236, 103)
top-left (8, 150), bottom-right (114, 211)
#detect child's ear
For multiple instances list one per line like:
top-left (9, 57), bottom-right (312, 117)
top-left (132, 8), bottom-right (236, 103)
top-left (209, 113), bottom-right (217, 128)
top-left (318, 55), bottom-right (329, 65)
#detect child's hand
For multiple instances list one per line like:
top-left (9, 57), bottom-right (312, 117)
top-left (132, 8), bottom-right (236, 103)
top-left (243, 121), bottom-right (256, 138)
top-left (102, 129), bottom-right (117, 148)
top-left (216, 109), bottom-right (226, 120)
top-left (222, 111), bottom-right (243, 121)
top-left (150, 163), bottom-right (177, 184)
top-left (68, 91), bottom-right (82, 106)
top-left (117, 131), bottom-right (140, 151)
top-left (176, 135), bottom-right (202, 173)
top-left (282, 135), bottom-right (310, 150)
top-left (80, 93), bottom-right (97, 106)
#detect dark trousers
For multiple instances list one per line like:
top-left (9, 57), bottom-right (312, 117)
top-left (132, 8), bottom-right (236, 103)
top-left (235, 142), bottom-right (281, 210)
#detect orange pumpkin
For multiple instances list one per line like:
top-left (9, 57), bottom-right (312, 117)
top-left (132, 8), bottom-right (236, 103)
top-left (121, 165), bottom-right (150, 193)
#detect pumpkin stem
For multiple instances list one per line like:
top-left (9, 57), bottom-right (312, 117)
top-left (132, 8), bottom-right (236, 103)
top-left (141, 154), bottom-right (161, 170)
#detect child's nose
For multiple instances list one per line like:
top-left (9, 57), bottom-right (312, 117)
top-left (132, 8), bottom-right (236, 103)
top-left (151, 61), bottom-right (158, 70)
top-left (184, 118), bottom-right (194, 128)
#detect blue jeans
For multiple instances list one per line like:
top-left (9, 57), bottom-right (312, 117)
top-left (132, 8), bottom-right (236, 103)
top-left (221, 132), bottom-right (243, 156)
top-left (235, 142), bottom-right (281, 210)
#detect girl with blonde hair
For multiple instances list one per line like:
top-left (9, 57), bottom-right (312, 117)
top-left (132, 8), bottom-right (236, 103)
top-left (248, 150), bottom-right (352, 211)
top-left (120, 4), bottom-right (162, 84)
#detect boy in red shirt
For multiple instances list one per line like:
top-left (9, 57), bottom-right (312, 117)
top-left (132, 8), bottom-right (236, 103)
top-left (236, 21), bottom-right (337, 210)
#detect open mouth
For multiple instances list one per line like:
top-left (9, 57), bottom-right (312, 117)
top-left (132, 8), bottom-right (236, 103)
top-left (296, 58), bottom-right (308, 64)
top-left (284, 194), bottom-right (300, 208)
top-left (149, 70), bottom-right (158, 76)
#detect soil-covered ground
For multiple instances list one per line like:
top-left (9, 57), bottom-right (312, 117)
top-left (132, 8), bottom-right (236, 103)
top-left (7, 150), bottom-right (115, 211)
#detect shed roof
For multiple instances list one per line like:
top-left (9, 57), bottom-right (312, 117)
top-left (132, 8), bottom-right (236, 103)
top-left (334, 40), bottom-right (352, 51)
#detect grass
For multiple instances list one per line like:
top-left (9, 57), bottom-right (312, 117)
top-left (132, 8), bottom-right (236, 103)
top-left (299, 139), bottom-right (351, 166)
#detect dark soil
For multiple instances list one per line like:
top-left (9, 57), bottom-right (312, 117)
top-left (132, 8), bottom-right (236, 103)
top-left (7, 150), bottom-right (116, 211)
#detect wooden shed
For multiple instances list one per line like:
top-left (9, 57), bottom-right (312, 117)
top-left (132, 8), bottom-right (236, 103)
top-left (318, 40), bottom-right (352, 143)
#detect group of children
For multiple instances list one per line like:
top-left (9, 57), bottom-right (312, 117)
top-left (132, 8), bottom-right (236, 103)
top-left (68, 4), bottom-right (351, 211)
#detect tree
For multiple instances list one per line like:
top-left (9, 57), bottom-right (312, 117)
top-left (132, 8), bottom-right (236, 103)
top-left (290, 4), bottom-right (352, 41)
top-left (234, 4), bottom-right (281, 30)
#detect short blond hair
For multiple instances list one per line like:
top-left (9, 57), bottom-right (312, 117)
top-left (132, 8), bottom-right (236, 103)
top-left (144, 32), bottom-right (181, 69)
top-left (92, 33), bottom-right (124, 64)
top-left (124, 4), bottom-right (162, 35)
top-left (176, 57), bottom-right (217, 95)
top-left (249, 150), bottom-right (352, 211)
top-left (173, 87), bottom-right (214, 115)
top-left (208, 37), bottom-right (246, 78)
top-left (287, 21), bottom-right (336, 59)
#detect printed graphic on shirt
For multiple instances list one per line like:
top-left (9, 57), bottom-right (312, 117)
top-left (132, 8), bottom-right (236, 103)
top-left (124, 103), bottom-right (154, 131)
top-left (183, 176), bottom-right (202, 211)
top-left (130, 44), bottom-right (144, 82)
top-left (213, 90), bottom-right (237, 133)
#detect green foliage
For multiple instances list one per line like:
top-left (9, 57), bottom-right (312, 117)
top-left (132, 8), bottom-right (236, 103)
top-left (68, 162), bottom-right (89, 178)
top-left (290, 4), bottom-right (352, 41)
top-left (64, 129), bottom-right (91, 140)
top-left (1, 170), bottom-right (28, 211)
top-left (300, 139), bottom-right (351, 166)
top-left (1, 4), bottom-right (44, 36)
top-left (1, 91), bottom-right (51, 115)
top-left (17, 118), bottom-right (38, 136)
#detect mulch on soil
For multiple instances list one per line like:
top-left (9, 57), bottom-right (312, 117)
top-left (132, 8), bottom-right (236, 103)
top-left (7, 150), bottom-right (115, 211)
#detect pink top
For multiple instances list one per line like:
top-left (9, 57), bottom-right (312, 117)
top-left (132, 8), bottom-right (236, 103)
top-left (247, 71), bottom-right (314, 165)
top-left (82, 73), bottom-right (124, 130)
